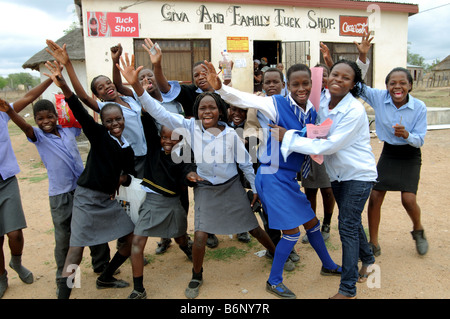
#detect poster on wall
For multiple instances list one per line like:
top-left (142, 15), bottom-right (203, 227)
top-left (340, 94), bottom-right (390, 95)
top-left (339, 16), bottom-right (368, 37)
top-left (87, 12), bottom-right (139, 37)
top-left (227, 37), bottom-right (249, 52)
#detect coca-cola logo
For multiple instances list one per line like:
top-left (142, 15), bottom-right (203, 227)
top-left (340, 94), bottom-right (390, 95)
top-left (339, 16), bottom-right (369, 36)
top-left (342, 22), bottom-right (368, 34)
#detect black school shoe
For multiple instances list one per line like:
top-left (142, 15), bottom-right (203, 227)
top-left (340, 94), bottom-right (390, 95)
top-left (411, 229), bottom-right (429, 255)
top-left (96, 277), bottom-right (130, 289)
top-left (265, 281), bottom-right (296, 299)
top-left (320, 265), bottom-right (342, 276)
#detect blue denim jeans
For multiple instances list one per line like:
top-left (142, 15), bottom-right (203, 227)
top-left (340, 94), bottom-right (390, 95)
top-left (331, 180), bottom-right (375, 297)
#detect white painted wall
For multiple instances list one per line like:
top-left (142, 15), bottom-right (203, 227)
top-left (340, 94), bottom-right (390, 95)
top-left (38, 60), bottom-right (87, 104)
top-left (80, 0), bottom-right (410, 93)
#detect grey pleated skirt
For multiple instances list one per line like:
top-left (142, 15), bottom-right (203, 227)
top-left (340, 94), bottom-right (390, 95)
top-left (0, 176), bottom-right (27, 236)
top-left (193, 175), bottom-right (259, 234)
top-left (301, 160), bottom-right (331, 189)
top-left (70, 185), bottom-right (135, 247)
top-left (134, 192), bottom-right (187, 238)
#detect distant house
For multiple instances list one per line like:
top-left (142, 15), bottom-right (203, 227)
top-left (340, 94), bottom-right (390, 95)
top-left (407, 63), bottom-right (424, 83)
top-left (22, 28), bottom-right (86, 102)
top-left (428, 55), bottom-right (450, 87)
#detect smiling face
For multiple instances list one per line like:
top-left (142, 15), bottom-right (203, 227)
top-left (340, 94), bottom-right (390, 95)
top-left (197, 95), bottom-right (220, 129)
top-left (160, 125), bottom-right (181, 154)
top-left (138, 69), bottom-right (158, 95)
top-left (35, 110), bottom-right (58, 134)
top-left (386, 71), bottom-right (412, 108)
top-left (193, 64), bottom-right (213, 92)
top-left (288, 70), bottom-right (312, 108)
top-left (228, 105), bottom-right (247, 127)
top-left (327, 63), bottom-right (356, 99)
top-left (101, 105), bottom-right (125, 139)
top-left (93, 76), bottom-right (118, 101)
top-left (263, 70), bottom-right (284, 96)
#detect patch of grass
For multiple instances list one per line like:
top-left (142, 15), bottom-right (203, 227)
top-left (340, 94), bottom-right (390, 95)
top-left (205, 246), bottom-right (248, 261)
top-left (25, 173), bottom-right (48, 183)
top-left (411, 87), bottom-right (450, 108)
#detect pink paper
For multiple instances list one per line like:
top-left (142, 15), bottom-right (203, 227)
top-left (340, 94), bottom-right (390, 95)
top-left (306, 118), bottom-right (333, 164)
top-left (310, 67), bottom-right (323, 111)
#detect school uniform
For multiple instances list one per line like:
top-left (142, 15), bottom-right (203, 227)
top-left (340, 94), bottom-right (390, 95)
top-left (359, 83), bottom-right (427, 194)
top-left (97, 95), bottom-right (146, 177)
top-left (134, 113), bottom-right (196, 238)
top-left (67, 93), bottom-right (136, 247)
top-left (137, 91), bottom-right (259, 235)
top-left (300, 89), bottom-right (331, 189)
top-left (0, 104), bottom-right (26, 236)
top-left (28, 125), bottom-right (110, 278)
top-left (161, 81), bottom-right (226, 118)
top-left (280, 91), bottom-right (377, 298)
top-left (216, 85), bottom-right (317, 230)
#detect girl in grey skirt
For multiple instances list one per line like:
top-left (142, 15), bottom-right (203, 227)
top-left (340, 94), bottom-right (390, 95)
top-left (43, 62), bottom-right (136, 299)
top-left (117, 55), bottom-right (275, 299)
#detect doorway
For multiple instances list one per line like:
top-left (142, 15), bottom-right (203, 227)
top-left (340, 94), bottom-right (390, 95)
top-left (253, 40), bottom-right (282, 69)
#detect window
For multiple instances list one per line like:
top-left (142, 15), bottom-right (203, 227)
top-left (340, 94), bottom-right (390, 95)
top-left (320, 42), bottom-right (373, 87)
top-left (133, 39), bottom-right (211, 83)
top-left (282, 41), bottom-right (311, 70)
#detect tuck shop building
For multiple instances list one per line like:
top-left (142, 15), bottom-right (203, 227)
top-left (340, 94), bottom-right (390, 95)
top-left (74, 0), bottom-right (418, 94)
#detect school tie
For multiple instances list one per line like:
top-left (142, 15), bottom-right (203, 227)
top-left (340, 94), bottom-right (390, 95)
top-left (290, 99), bottom-right (312, 179)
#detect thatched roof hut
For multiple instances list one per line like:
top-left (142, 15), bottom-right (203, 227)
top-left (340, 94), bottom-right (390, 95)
top-left (22, 28), bottom-right (85, 71)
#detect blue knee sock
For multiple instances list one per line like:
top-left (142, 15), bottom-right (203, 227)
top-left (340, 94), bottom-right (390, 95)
top-left (268, 232), bottom-right (300, 286)
top-left (306, 221), bottom-right (339, 271)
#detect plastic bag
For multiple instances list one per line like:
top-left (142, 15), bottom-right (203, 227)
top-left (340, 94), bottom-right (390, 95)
top-left (55, 93), bottom-right (81, 128)
top-left (116, 176), bottom-right (146, 224)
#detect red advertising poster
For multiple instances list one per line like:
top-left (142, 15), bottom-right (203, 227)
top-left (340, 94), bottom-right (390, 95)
top-left (339, 16), bottom-right (368, 37)
top-left (87, 12), bottom-right (139, 37)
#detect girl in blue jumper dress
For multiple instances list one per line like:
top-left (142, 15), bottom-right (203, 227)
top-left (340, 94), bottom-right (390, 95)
top-left (202, 61), bottom-right (342, 299)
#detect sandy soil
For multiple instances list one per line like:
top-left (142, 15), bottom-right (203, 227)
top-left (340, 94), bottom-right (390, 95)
top-left (2, 124), bottom-right (450, 301)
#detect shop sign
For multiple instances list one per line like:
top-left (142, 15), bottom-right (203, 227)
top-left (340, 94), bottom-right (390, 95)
top-left (339, 16), bottom-right (369, 36)
top-left (87, 12), bottom-right (139, 37)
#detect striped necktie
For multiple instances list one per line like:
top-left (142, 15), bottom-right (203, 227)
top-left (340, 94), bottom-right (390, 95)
top-left (289, 98), bottom-right (311, 179)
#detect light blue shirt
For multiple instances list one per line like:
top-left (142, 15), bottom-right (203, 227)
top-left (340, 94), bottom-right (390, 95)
top-left (0, 104), bottom-right (20, 180)
top-left (137, 90), bottom-right (256, 193)
top-left (281, 92), bottom-right (378, 183)
top-left (359, 86), bottom-right (427, 148)
top-left (355, 57), bottom-right (426, 148)
top-left (29, 126), bottom-right (84, 196)
top-left (97, 95), bottom-right (147, 156)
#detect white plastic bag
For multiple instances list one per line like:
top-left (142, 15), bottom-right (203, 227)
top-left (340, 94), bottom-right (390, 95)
top-left (116, 176), bottom-right (146, 224)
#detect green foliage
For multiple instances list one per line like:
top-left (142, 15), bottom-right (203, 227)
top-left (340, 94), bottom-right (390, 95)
top-left (0, 73), bottom-right (40, 89)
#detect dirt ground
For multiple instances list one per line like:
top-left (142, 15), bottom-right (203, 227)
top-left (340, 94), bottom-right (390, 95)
top-left (2, 118), bottom-right (450, 301)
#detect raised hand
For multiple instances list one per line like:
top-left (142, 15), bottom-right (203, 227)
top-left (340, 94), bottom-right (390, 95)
top-left (43, 60), bottom-right (66, 88)
top-left (354, 33), bottom-right (373, 62)
top-left (320, 42), bottom-right (333, 68)
top-left (116, 53), bottom-right (143, 85)
top-left (0, 98), bottom-right (11, 112)
top-left (142, 38), bottom-right (162, 66)
top-left (110, 43), bottom-right (123, 62)
top-left (46, 40), bottom-right (70, 65)
top-left (200, 61), bottom-right (222, 91)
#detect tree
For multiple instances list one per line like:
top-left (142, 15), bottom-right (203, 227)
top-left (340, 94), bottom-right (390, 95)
top-left (0, 76), bottom-right (8, 89)
top-left (7, 73), bottom-right (39, 89)
top-left (407, 43), bottom-right (425, 67)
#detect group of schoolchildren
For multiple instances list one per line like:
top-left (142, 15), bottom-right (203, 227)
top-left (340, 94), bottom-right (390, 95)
top-left (0, 33), bottom-right (428, 300)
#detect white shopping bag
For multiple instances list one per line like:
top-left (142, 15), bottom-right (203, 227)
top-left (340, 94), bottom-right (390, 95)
top-left (116, 176), bottom-right (146, 224)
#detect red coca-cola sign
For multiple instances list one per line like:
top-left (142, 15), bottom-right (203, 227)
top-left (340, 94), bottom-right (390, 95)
top-left (87, 12), bottom-right (139, 37)
top-left (339, 16), bottom-right (368, 37)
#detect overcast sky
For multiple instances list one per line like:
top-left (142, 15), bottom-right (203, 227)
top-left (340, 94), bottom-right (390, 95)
top-left (0, 0), bottom-right (448, 77)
